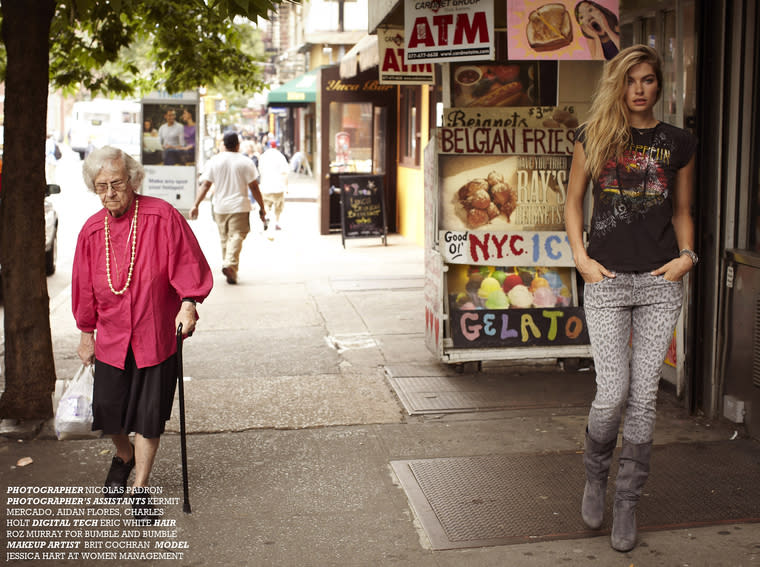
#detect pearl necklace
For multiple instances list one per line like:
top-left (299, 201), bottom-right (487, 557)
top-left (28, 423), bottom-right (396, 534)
top-left (104, 198), bottom-right (138, 295)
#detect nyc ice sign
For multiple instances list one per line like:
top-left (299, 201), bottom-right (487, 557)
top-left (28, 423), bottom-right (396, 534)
top-left (404, 0), bottom-right (494, 64)
top-left (441, 230), bottom-right (574, 267)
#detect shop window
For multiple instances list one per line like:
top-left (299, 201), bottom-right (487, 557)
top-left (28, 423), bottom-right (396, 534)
top-left (400, 86), bottom-right (421, 167)
top-left (328, 101), bottom-right (373, 173)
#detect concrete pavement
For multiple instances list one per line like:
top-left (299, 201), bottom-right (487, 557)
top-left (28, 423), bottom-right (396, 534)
top-left (1, 172), bottom-right (759, 566)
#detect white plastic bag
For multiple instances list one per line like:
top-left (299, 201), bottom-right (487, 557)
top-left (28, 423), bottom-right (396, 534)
top-left (54, 364), bottom-right (101, 440)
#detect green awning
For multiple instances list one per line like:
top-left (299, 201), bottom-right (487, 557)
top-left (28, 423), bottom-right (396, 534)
top-left (267, 68), bottom-right (319, 105)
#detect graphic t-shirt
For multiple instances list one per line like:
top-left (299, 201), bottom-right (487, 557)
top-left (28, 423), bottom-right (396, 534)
top-left (578, 122), bottom-right (697, 272)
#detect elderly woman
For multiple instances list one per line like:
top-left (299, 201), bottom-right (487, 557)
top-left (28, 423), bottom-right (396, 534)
top-left (72, 146), bottom-right (213, 524)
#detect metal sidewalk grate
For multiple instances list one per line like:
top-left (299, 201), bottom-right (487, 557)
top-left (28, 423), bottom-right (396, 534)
top-left (391, 440), bottom-right (760, 550)
top-left (385, 366), bottom-right (594, 415)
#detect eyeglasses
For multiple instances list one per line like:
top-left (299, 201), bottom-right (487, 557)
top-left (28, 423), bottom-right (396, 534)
top-left (95, 179), bottom-right (128, 194)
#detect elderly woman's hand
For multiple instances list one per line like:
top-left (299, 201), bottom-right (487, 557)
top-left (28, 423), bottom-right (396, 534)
top-left (175, 301), bottom-right (197, 337)
top-left (78, 332), bottom-right (95, 365)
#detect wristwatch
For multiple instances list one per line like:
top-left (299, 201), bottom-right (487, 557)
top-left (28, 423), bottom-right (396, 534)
top-left (679, 249), bottom-right (699, 266)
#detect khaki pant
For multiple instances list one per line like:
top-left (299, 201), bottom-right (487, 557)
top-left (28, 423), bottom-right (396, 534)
top-left (262, 192), bottom-right (285, 223)
top-left (213, 211), bottom-right (250, 269)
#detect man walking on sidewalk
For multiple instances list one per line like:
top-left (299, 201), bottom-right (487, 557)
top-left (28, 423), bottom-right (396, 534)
top-left (258, 139), bottom-right (289, 232)
top-left (190, 131), bottom-right (266, 284)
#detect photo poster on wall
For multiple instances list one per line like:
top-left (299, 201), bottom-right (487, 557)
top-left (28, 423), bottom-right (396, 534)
top-left (141, 94), bottom-right (199, 214)
top-left (449, 60), bottom-right (558, 108)
top-left (438, 149), bottom-right (572, 232)
top-left (507, 0), bottom-right (621, 61)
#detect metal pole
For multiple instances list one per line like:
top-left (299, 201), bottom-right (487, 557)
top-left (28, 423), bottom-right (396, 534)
top-left (176, 323), bottom-right (191, 513)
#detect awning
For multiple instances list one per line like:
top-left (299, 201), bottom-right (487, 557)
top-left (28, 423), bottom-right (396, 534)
top-left (339, 34), bottom-right (379, 79)
top-left (267, 68), bottom-right (319, 106)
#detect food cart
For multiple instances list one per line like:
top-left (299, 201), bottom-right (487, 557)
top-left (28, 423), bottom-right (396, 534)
top-left (424, 95), bottom-right (593, 369)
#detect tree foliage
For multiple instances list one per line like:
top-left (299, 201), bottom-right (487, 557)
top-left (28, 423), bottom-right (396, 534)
top-left (46, 0), bottom-right (285, 96)
top-left (0, 0), bottom-right (298, 420)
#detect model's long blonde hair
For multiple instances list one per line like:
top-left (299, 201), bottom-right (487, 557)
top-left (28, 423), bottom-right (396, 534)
top-left (582, 45), bottom-right (663, 180)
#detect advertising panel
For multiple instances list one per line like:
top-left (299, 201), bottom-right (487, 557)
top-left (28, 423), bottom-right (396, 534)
top-left (378, 26), bottom-right (435, 84)
top-left (431, 111), bottom-right (590, 353)
top-left (424, 140), bottom-right (444, 355)
top-left (141, 91), bottom-right (199, 213)
top-left (507, 0), bottom-right (621, 60)
top-left (438, 146), bottom-right (572, 231)
top-left (405, 0), bottom-right (495, 64)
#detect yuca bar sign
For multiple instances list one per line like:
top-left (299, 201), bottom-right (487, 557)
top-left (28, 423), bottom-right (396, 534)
top-left (404, 0), bottom-right (494, 64)
top-left (450, 306), bottom-right (588, 348)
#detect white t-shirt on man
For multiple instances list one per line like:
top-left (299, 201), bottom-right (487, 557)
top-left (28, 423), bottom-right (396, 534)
top-left (200, 151), bottom-right (259, 215)
top-left (257, 148), bottom-right (289, 194)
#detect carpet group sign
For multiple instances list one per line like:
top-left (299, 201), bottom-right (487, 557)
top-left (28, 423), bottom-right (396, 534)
top-left (404, 0), bottom-right (494, 64)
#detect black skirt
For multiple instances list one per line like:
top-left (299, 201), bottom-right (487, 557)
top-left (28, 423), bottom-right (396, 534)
top-left (92, 347), bottom-right (177, 438)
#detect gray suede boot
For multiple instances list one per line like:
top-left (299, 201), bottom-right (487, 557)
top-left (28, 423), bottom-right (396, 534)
top-left (581, 429), bottom-right (617, 529)
top-left (610, 438), bottom-right (652, 552)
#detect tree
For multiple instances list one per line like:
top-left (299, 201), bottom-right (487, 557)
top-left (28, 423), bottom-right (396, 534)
top-left (0, 0), bottom-right (297, 420)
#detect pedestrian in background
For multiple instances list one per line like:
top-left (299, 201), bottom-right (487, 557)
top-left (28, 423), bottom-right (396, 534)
top-left (241, 140), bottom-right (259, 170)
top-left (190, 131), bottom-right (266, 284)
top-left (45, 132), bottom-right (59, 183)
top-left (258, 139), bottom-right (289, 232)
top-left (73, 146), bottom-right (213, 524)
top-left (564, 45), bottom-right (697, 552)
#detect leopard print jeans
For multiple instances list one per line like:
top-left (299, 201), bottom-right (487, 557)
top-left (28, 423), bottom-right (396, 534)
top-left (583, 272), bottom-right (683, 444)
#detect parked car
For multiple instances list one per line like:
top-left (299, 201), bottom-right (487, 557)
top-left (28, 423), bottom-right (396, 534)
top-left (44, 183), bottom-right (61, 275)
top-left (0, 183), bottom-right (60, 299)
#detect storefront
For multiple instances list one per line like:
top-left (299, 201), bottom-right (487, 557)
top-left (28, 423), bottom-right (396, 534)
top-left (267, 67), bottom-right (319, 163)
top-left (368, 0), bottom-right (760, 430)
top-left (318, 65), bottom-right (398, 234)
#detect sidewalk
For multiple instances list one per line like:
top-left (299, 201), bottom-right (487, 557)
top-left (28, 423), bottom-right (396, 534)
top-left (2, 173), bottom-right (759, 566)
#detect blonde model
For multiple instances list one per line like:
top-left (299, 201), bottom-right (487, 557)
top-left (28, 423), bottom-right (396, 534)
top-left (565, 45), bottom-right (697, 552)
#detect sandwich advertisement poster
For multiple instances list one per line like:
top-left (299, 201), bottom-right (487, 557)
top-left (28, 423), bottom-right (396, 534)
top-left (404, 0), bottom-right (495, 64)
top-left (507, 0), bottom-right (621, 60)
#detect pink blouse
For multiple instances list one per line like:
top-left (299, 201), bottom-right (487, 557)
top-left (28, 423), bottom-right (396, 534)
top-left (72, 195), bottom-right (213, 369)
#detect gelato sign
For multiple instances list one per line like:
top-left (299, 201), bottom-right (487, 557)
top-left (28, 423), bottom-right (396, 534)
top-left (404, 0), bottom-right (494, 64)
top-left (441, 230), bottom-right (574, 267)
top-left (450, 306), bottom-right (588, 348)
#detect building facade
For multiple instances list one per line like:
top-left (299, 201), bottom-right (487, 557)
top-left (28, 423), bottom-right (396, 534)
top-left (365, 0), bottom-right (760, 434)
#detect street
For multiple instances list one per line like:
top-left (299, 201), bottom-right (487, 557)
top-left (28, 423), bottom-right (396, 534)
top-left (1, 149), bottom-right (760, 566)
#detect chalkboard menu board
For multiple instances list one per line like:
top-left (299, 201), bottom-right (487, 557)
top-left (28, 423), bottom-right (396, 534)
top-left (338, 174), bottom-right (387, 247)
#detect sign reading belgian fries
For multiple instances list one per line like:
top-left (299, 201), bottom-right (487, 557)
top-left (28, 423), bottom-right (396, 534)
top-left (437, 117), bottom-right (576, 232)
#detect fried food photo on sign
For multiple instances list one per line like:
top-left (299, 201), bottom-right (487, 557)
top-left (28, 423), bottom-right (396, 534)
top-left (453, 63), bottom-right (534, 107)
top-left (454, 170), bottom-right (518, 229)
